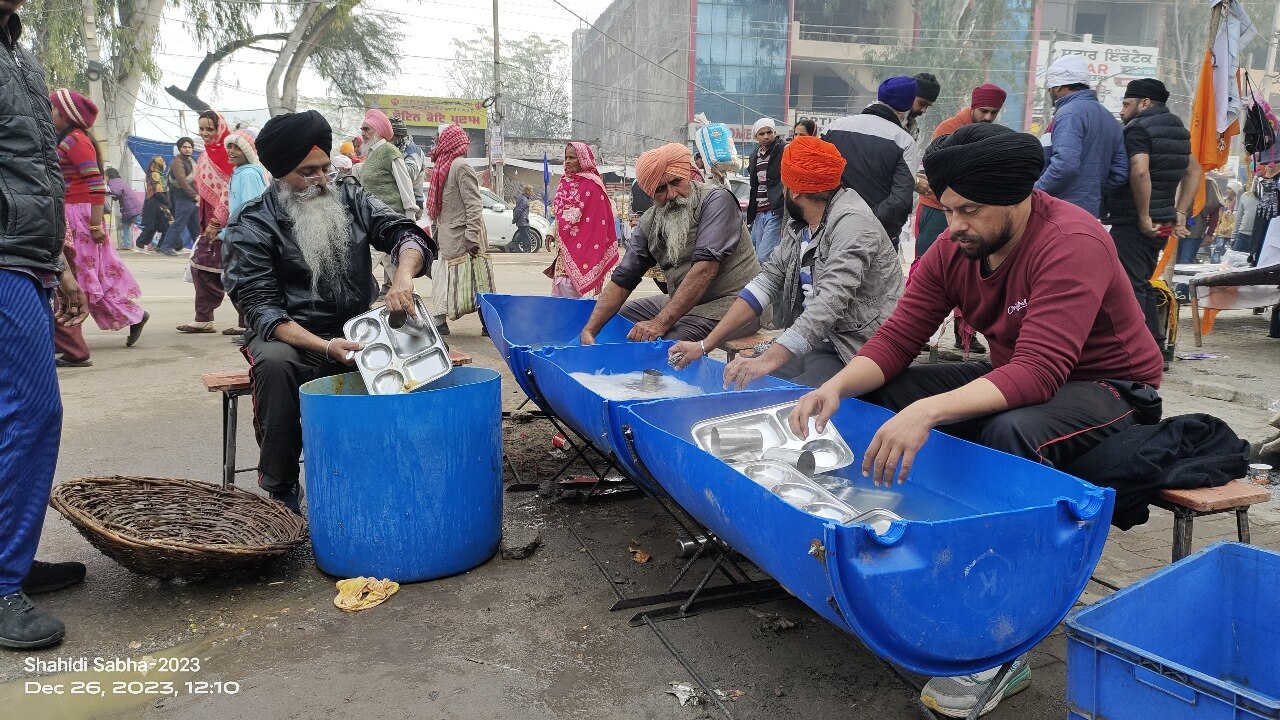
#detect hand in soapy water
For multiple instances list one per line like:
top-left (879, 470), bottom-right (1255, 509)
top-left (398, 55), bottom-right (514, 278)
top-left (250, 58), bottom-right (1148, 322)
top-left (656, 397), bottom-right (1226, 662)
top-left (789, 386), bottom-right (842, 439)
top-left (668, 341), bottom-right (704, 370)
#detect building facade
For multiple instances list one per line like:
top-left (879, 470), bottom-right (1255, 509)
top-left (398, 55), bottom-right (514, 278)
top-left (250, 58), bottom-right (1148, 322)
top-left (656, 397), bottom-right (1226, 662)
top-left (572, 0), bottom-right (1217, 159)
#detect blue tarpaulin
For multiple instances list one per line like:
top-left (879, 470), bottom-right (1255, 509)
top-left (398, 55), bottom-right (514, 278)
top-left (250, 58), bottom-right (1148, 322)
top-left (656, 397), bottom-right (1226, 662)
top-left (125, 135), bottom-right (202, 174)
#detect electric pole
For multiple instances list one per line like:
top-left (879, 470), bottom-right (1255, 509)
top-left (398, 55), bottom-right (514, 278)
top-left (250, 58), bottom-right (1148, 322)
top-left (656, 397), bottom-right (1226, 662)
top-left (492, 0), bottom-right (505, 200)
top-left (1263, 0), bottom-right (1280, 98)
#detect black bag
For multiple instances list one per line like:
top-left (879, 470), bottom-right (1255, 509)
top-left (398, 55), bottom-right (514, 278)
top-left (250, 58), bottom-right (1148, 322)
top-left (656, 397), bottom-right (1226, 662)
top-left (1243, 72), bottom-right (1276, 156)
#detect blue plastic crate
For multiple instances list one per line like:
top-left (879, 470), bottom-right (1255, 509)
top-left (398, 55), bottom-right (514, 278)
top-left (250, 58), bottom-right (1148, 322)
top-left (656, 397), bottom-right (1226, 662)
top-left (1066, 542), bottom-right (1280, 720)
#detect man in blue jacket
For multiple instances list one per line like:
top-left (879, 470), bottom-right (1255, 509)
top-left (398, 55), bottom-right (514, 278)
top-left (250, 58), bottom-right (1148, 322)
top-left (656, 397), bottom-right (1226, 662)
top-left (1034, 55), bottom-right (1128, 218)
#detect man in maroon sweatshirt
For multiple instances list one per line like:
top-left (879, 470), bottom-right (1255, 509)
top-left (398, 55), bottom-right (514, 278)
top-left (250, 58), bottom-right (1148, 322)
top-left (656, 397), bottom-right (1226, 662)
top-left (792, 122), bottom-right (1163, 485)
top-left (790, 121), bottom-right (1164, 716)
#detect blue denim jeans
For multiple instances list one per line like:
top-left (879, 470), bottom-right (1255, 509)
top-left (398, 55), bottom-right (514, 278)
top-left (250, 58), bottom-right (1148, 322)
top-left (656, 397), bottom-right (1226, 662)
top-left (750, 209), bottom-right (782, 263)
top-left (116, 213), bottom-right (140, 249)
top-left (159, 196), bottom-right (199, 252)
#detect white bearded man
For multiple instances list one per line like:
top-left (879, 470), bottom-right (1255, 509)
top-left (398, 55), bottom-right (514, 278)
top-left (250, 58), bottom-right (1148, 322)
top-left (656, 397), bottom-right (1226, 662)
top-left (223, 110), bottom-right (437, 513)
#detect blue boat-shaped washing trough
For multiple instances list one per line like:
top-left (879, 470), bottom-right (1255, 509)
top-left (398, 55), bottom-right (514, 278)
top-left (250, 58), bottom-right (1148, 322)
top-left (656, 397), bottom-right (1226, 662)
top-left (617, 388), bottom-right (1115, 676)
top-left (477, 293), bottom-right (633, 405)
top-left (525, 341), bottom-right (796, 484)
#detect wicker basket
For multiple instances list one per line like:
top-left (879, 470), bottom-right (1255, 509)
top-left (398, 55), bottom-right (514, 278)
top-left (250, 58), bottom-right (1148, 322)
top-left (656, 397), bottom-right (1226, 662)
top-left (50, 476), bottom-right (307, 581)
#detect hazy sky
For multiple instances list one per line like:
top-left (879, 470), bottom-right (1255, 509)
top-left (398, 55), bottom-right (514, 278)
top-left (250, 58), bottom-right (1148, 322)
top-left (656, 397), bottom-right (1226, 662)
top-left (133, 0), bottom-right (613, 141)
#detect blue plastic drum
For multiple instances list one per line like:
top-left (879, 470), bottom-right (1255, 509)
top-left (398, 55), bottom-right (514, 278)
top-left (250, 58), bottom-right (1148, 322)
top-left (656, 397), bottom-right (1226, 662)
top-left (299, 367), bottom-right (502, 582)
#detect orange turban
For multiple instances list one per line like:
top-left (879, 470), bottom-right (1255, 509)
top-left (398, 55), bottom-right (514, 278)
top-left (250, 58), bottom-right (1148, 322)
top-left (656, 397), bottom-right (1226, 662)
top-left (636, 143), bottom-right (693, 197)
top-left (782, 136), bottom-right (847, 194)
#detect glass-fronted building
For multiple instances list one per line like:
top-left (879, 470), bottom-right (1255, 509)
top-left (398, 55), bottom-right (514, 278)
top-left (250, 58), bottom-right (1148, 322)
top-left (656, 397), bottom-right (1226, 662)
top-left (693, 0), bottom-right (790, 135)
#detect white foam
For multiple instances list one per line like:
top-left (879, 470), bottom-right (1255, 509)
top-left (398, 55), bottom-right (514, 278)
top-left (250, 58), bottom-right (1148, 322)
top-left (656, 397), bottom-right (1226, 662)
top-left (569, 370), bottom-right (705, 401)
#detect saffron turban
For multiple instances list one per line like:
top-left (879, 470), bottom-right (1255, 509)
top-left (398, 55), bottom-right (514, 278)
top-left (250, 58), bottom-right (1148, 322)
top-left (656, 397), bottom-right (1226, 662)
top-left (256, 110), bottom-right (333, 178)
top-left (923, 123), bottom-right (1044, 206)
top-left (363, 109), bottom-right (393, 141)
top-left (878, 76), bottom-right (918, 112)
top-left (781, 136), bottom-right (846, 194)
top-left (970, 83), bottom-right (1008, 110)
top-left (636, 143), bottom-right (694, 197)
top-left (50, 89), bottom-right (98, 129)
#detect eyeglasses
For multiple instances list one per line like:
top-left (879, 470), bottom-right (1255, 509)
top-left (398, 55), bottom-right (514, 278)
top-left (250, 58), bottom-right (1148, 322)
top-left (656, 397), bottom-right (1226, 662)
top-left (654, 178), bottom-right (684, 195)
top-left (294, 166), bottom-right (338, 185)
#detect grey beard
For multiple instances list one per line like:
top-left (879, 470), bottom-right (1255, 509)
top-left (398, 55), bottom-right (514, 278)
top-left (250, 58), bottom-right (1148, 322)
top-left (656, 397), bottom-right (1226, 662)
top-left (654, 196), bottom-right (695, 263)
top-left (279, 183), bottom-right (354, 295)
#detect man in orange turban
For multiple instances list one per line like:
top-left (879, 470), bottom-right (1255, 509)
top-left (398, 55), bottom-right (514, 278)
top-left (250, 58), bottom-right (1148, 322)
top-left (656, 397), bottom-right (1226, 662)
top-left (669, 136), bottom-right (905, 388)
top-left (577, 143), bottom-right (763, 344)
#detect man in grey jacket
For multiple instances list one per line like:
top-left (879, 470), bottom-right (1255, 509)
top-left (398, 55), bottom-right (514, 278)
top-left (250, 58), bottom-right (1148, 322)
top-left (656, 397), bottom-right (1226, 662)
top-left (669, 136), bottom-right (903, 387)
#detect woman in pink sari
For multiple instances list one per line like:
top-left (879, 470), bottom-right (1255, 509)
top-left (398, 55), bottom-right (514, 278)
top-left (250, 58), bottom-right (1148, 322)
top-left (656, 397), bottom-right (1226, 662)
top-left (550, 142), bottom-right (619, 297)
top-left (49, 89), bottom-right (148, 367)
top-left (177, 111), bottom-right (235, 333)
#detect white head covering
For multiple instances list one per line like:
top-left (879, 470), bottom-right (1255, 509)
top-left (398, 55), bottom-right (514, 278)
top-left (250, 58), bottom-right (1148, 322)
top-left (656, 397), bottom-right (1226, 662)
top-left (331, 154), bottom-right (353, 171)
top-left (751, 118), bottom-right (776, 137)
top-left (1045, 55), bottom-right (1091, 89)
top-left (1227, 179), bottom-right (1243, 196)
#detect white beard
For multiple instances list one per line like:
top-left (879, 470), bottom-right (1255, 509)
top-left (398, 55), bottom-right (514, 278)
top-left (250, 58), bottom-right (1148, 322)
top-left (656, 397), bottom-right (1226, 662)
top-left (279, 183), bottom-right (354, 294)
top-left (654, 195), bottom-right (695, 262)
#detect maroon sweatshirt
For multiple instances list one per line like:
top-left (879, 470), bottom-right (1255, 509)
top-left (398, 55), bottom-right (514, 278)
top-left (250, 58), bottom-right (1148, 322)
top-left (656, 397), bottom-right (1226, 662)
top-left (859, 191), bottom-right (1163, 408)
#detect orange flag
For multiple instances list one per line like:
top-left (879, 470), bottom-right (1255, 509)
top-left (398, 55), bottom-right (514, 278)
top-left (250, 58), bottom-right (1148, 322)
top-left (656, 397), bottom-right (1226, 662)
top-left (1188, 49), bottom-right (1240, 213)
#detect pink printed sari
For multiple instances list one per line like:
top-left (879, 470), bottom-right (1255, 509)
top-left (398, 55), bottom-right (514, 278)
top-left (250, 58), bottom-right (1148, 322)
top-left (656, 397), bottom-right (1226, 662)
top-left (553, 142), bottom-right (619, 296)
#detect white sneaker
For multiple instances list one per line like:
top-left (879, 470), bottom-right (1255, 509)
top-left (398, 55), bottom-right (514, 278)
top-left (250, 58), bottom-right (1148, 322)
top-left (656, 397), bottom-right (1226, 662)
top-left (920, 654), bottom-right (1031, 718)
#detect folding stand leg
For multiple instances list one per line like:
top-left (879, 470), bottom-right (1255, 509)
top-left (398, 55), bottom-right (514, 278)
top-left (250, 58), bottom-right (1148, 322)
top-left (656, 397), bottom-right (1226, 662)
top-left (222, 391), bottom-right (238, 490)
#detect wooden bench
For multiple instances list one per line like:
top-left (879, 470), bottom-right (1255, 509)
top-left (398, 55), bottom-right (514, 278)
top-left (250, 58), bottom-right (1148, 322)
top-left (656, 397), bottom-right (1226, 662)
top-left (1154, 481), bottom-right (1272, 562)
top-left (202, 370), bottom-right (254, 490)
top-left (721, 332), bottom-right (777, 362)
top-left (200, 351), bottom-right (474, 491)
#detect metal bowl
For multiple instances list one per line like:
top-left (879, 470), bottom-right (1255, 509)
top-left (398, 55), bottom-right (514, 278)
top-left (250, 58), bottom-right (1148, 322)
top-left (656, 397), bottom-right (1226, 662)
top-left (371, 369), bottom-right (407, 395)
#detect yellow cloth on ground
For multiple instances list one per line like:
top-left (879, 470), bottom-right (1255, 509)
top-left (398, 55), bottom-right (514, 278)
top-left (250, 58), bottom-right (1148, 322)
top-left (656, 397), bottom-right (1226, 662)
top-left (334, 577), bottom-right (400, 612)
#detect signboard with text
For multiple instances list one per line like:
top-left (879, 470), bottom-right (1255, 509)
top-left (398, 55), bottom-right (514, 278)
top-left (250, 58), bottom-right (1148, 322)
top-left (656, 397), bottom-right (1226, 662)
top-left (363, 95), bottom-right (488, 129)
top-left (1037, 41), bottom-right (1160, 114)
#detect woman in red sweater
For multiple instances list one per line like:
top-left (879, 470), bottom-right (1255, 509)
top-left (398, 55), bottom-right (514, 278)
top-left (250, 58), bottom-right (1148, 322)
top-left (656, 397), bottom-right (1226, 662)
top-left (49, 89), bottom-right (148, 366)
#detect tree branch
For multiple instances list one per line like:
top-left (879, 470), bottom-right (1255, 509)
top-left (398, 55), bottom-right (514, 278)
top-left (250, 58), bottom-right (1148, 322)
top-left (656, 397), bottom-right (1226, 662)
top-left (184, 32), bottom-right (290, 95)
top-left (267, 0), bottom-right (323, 116)
top-left (281, 0), bottom-right (351, 112)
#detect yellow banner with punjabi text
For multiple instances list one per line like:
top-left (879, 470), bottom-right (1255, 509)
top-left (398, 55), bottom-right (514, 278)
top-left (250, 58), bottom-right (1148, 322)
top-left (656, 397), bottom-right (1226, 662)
top-left (363, 95), bottom-right (488, 129)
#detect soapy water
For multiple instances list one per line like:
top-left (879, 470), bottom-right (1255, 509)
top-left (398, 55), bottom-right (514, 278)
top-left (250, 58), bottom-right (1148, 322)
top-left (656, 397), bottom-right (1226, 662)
top-left (570, 370), bottom-right (705, 401)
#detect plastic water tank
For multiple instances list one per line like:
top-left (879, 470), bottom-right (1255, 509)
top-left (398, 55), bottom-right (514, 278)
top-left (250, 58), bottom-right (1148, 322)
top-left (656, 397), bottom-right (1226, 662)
top-left (299, 367), bottom-right (502, 582)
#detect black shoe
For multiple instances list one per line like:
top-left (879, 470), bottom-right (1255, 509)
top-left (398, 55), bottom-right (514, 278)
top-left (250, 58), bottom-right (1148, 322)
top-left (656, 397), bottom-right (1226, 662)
top-left (952, 336), bottom-right (988, 354)
top-left (127, 311), bottom-right (149, 347)
top-left (21, 561), bottom-right (86, 596)
top-left (270, 488), bottom-right (302, 516)
top-left (0, 592), bottom-right (65, 650)
top-left (436, 323), bottom-right (450, 336)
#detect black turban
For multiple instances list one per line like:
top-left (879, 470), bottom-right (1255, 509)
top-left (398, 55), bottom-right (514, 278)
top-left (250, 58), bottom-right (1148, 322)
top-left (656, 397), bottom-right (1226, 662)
top-left (257, 110), bottom-right (332, 178)
top-left (1124, 78), bottom-right (1170, 103)
top-left (922, 123), bottom-right (1045, 206)
top-left (913, 72), bottom-right (941, 103)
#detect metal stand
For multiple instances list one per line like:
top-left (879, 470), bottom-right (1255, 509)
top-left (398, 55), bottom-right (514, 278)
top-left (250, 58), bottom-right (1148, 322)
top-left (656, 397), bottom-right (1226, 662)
top-left (521, 367), bottom-right (641, 502)
top-left (220, 388), bottom-right (258, 490)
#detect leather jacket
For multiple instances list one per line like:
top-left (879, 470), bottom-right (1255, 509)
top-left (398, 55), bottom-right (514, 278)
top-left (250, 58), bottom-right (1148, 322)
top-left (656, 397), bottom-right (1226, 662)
top-left (0, 14), bottom-right (66, 274)
top-left (222, 183), bottom-right (436, 340)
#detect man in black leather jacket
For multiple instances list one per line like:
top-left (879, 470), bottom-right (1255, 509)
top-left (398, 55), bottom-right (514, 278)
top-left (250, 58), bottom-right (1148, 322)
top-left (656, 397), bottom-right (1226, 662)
top-left (223, 111), bottom-right (436, 512)
top-left (0, 0), bottom-right (93, 651)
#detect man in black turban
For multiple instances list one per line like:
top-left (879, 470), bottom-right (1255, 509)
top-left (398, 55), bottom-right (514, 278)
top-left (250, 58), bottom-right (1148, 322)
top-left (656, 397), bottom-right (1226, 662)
top-left (787, 117), bottom-right (1166, 713)
top-left (1102, 77), bottom-right (1197, 359)
top-left (222, 111), bottom-right (438, 513)
top-left (256, 109), bottom-right (333, 179)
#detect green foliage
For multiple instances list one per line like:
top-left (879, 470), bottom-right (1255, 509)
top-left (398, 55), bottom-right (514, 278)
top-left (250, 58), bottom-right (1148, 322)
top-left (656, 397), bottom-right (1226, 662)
top-left (447, 27), bottom-right (572, 138)
top-left (308, 4), bottom-right (403, 107)
top-left (872, 0), bottom-right (1035, 137)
